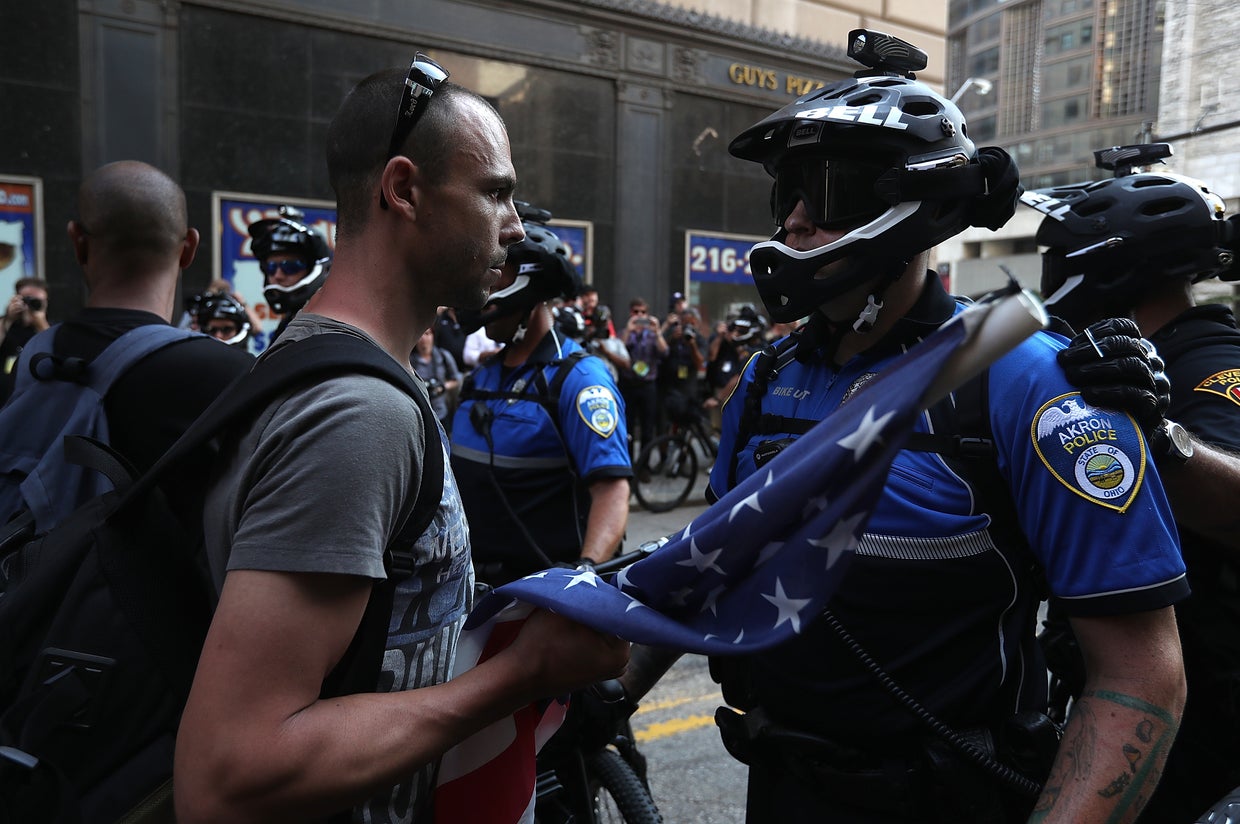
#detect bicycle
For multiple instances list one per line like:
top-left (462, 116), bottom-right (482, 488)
top-left (632, 405), bottom-right (718, 513)
top-left (534, 699), bottom-right (661, 824)
top-left (475, 551), bottom-right (664, 824)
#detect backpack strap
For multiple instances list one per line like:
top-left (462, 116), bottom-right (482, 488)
top-left (81, 332), bottom-right (445, 702)
top-left (15, 324), bottom-right (199, 395)
top-left (727, 335), bottom-right (801, 488)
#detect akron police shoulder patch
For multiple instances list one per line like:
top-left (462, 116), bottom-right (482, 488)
top-left (576, 385), bottom-right (620, 438)
top-left (1030, 392), bottom-right (1146, 513)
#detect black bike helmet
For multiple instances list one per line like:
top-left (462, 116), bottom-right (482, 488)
top-left (247, 206), bottom-right (332, 315)
top-left (459, 202), bottom-right (581, 334)
top-left (1022, 144), bottom-right (1239, 330)
top-left (195, 291), bottom-right (251, 346)
top-left (729, 30), bottom-right (1013, 324)
top-left (728, 305), bottom-right (767, 344)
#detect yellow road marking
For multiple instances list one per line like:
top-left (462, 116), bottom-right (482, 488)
top-left (635, 692), bottom-right (720, 714)
top-left (634, 714), bottom-right (716, 742)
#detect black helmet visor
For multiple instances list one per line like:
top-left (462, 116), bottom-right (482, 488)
top-left (770, 157), bottom-right (890, 229)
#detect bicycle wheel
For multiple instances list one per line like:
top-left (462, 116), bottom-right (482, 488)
top-left (587, 748), bottom-right (662, 824)
top-left (632, 434), bottom-right (697, 513)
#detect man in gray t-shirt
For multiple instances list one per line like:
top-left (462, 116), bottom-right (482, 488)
top-left (203, 314), bottom-right (472, 821)
top-left (176, 66), bottom-right (628, 824)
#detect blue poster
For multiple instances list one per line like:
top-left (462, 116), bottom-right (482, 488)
top-left (685, 231), bottom-right (764, 284)
top-left (548, 221), bottom-right (591, 282)
top-left (214, 193), bottom-right (336, 353)
top-left (0, 178), bottom-right (42, 299)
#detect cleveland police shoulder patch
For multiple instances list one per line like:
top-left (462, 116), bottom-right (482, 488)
top-left (1194, 368), bottom-right (1240, 408)
top-left (577, 385), bottom-right (620, 438)
top-left (1030, 392), bottom-right (1146, 512)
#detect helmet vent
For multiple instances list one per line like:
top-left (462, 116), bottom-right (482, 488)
top-left (846, 92), bottom-right (884, 106)
top-left (903, 101), bottom-right (940, 117)
top-left (1131, 176), bottom-right (1174, 189)
top-left (1141, 197), bottom-right (1190, 217)
top-left (822, 84), bottom-right (859, 100)
top-left (1072, 196), bottom-right (1113, 217)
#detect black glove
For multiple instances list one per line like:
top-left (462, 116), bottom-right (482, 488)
top-left (1056, 317), bottom-right (1171, 430)
top-left (563, 680), bottom-right (639, 754)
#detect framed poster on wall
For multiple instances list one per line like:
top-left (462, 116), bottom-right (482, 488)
top-left (0, 175), bottom-right (45, 299)
top-left (683, 229), bottom-right (766, 331)
top-left (212, 191), bottom-right (336, 353)
top-left (547, 218), bottom-right (593, 284)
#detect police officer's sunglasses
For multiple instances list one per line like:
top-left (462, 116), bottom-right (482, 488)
top-left (379, 52), bottom-right (449, 209)
top-left (770, 157), bottom-right (890, 230)
top-left (261, 259), bottom-right (309, 276)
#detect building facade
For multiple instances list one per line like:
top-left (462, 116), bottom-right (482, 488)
top-left (942, 0), bottom-right (1167, 296)
top-left (1, 0), bottom-right (948, 340)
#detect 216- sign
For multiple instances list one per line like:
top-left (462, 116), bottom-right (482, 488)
top-left (688, 242), bottom-right (752, 277)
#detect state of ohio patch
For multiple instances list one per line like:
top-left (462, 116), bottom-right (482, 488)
top-left (577, 385), bottom-right (620, 438)
top-left (1030, 392), bottom-right (1147, 513)
top-left (1194, 368), bottom-right (1240, 408)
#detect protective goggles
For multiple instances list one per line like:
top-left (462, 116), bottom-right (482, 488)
top-left (387, 52), bottom-right (449, 160)
top-left (261, 258), bottom-right (310, 277)
top-left (769, 158), bottom-right (891, 229)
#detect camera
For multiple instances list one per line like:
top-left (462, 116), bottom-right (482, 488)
top-left (426, 377), bottom-right (446, 398)
top-left (21, 295), bottom-right (45, 312)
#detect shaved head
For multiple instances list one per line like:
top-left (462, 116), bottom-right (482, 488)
top-left (77, 161), bottom-right (188, 263)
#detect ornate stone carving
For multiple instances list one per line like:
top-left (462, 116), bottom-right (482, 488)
top-left (582, 26), bottom-right (621, 70)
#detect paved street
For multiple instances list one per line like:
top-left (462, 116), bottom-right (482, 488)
top-left (622, 498), bottom-right (749, 823)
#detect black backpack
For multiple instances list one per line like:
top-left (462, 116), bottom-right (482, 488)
top-left (0, 333), bottom-right (444, 823)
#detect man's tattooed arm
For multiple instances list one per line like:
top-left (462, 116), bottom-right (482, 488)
top-left (1029, 609), bottom-right (1185, 824)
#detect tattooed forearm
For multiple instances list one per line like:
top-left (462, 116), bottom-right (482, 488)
top-left (1029, 688), bottom-right (1179, 823)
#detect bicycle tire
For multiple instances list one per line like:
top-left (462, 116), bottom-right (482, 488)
top-left (587, 748), bottom-right (662, 824)
top-left (632, 434), bottom-right (697, 513)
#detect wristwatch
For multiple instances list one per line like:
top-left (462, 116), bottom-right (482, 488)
top-left (1150, 419), bottom-right (1194, 464)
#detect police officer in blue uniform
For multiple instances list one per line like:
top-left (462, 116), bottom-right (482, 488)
top-left (685, 30), bottom-right (1187, 823)
top-left (246, 206), bottom-right (332, 342)
top-left (451, 204), bottom-right (632, 585)
top-left (1024, 145), bottom-right (1240, 822)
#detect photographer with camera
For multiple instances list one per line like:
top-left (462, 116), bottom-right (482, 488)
top-left (0, 277), bottom-right (51, 404)
top-left (411, 326), bottom-right (460, 428)
top-left (621, 297), bottom-right (668, 456)
top-left (660, 307), bottom-right (705, 431)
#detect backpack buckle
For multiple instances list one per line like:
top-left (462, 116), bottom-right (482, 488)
top-left (36, 649), bottom-right (117, 731)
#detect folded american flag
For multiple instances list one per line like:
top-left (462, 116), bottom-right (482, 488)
top-left (433, 292), bottom-right (1040, 821)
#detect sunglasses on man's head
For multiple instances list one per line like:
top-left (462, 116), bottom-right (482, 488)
top-left (379, 52), bottom-right (450, 210)
top-left (261, 259), bottom-right (309, 276)
top-left (387, 52), bottom-right (449, 159)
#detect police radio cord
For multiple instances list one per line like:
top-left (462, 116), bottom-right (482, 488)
top-left (821, 608), bottom-right (1045, 798)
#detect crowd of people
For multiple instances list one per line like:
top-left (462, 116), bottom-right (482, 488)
top-left (5, 26), bottom-right (1240, 824)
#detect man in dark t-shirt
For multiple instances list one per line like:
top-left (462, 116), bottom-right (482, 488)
top-left (27, 162), bottom-right (252, 519)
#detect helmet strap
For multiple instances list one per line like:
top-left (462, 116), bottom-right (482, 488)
top-left (852, 293), bottom-right (885, 333)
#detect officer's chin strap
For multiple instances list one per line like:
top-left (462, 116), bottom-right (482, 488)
top-left (795, 260), bottom-right (908, 364)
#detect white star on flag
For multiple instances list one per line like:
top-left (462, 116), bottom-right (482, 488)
top-left (762, 578), bottom-right (813, 632)
top-left (809, 511), bottom-right (868, 569)
top-left (837, 405), bottom-right (895, 461)
top-left (677, 538), bottom-right (726, 574)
